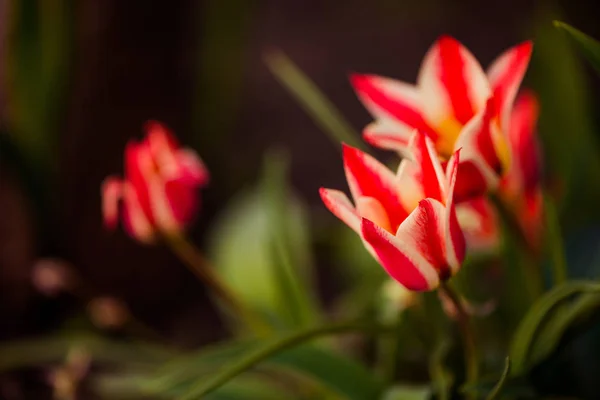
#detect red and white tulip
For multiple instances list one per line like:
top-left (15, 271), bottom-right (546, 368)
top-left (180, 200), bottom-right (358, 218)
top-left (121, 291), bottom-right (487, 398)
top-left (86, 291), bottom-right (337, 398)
top-left (102, 121), bottom-right (209, 243)
top-left (351, 36), bottom-right (532, 201)
top-left (320, 131), bottom-right (465, 291)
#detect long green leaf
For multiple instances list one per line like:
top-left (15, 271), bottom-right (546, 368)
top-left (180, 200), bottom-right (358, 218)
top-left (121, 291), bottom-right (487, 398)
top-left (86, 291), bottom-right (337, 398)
top-left (509, 281), bottom-right (600, 374)
top-left (554, 21), bottom-right (600, 75)
top-left (264, 50), bottom-right (364, 150)
top-left (485, 357), bottom-right (511, 400)
top-left (529, 291), bottom-right (600, 367)
top-left (543, 194), bottom-right (568, 286)
top-left (176, 320), bottom-right (388, 400)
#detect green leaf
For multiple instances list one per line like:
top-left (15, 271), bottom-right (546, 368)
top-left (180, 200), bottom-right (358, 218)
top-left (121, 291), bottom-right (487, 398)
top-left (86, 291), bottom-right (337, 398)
top-left (264, 50), bottom-right (364, 150)
top-left (381, 385), bottom-right (431, 400)
top-left (529, 291), bottom-right (600, 367)
top-left (6, 0), bottom-right (72, 166)
top-left (208, 151), bottom-right (320, 330)
top-left (0, 334), bottom-right (174, 372)
top-left (554, 21), bottom-right (600, 75)
top-left (543, 194), bottom-right (568, 286)
top-left (509, 281), bottom-right (600, 374)
top-left (485, 357), bottom-right (511, 400)
top-left (175, 320), bottom-right (387, 400)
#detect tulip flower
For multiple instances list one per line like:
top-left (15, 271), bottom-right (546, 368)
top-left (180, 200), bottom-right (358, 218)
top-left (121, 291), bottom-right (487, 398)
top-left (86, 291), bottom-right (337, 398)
top-left (351, 36), bottom-right (532, 201)
top-left (456, 92), bottom-right (542, 254)
top-left (320, 131), bottom-right (465, 291)
top-left (102, 121), bottom-right (209, 243)
top-left (500, 91), bottom-right (543, 248)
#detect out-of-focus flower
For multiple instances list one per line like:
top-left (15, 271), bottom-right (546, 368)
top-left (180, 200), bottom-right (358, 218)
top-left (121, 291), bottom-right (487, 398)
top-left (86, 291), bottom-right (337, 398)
top-left (31, 258), bottom-right (74, 297)
top-left (500, 91), bottom-right (544, 248)
top-left (456, 92), bottom-right (543, 254)
top-left (87, 296), bottom-right (130, 329)
top-left (102, 121), bottom-right (209, 243)
top-left (320, 131), bottom-right (465, 291)
top-left (379, 279), bottom-right (418, 322)
top-left (456, 197), bottom-right (500, 254)
top-left (351, 36), bottom-right (532, 201)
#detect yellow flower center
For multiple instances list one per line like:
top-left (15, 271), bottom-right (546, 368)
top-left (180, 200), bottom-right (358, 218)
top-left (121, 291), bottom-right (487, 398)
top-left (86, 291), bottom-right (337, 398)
top-left (435, 117), bottom-right (463, 159)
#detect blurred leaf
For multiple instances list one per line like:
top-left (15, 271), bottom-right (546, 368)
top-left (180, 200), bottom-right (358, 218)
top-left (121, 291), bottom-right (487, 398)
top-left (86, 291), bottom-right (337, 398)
top-left (172, 320), bottom-right (386, 400)
top-left (429, 338), bottom-right (453, 400)
top-left (264, 50), bottom-right (364, 150)
top-left (554, 21), bottom-right (600, 75)
top-left (6, 0), bottom-right (72, 166)
top-left (543, 194), bottom-right (568, 286)
top-left (509, 281), bottom-right (600, 375)
top-left (96, 371), bottom-right (294, 400)
top-left (381, 385), bottom-right (431, 400)
top-left (485, 357), bottom-right (511, 400)
top-left (0, 334), bottom-right (174, 372)
top-left (531, 7), bottom-right (600, 220)
top-left (529, 291), bottom-right (600, 367)
top-left (208, 151), bottom-right (320, 329)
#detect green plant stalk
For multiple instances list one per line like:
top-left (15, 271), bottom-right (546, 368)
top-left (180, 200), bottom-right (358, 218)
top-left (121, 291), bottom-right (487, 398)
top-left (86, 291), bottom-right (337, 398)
top-left (489, 193), bottom-right (544, 300)
top-left (176, 320), bottom-right (391, 399)
top-left (543, 194), bottom-right (568, 286)
top-left (485, 357), bottom-right (511, 400)
top-left (438, 283), bottom-right (478, 398)
top-left (165, 234), bottom-right (269, 335)
top-left (376, 309), bottom-right (403, 383)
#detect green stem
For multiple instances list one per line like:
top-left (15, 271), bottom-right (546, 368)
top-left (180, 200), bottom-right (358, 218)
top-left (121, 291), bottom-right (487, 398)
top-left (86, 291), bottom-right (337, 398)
top-left (177, 320), bottom-right (391, 400)
top-left (165, 235), bottom-right (269, 335)
top-left (376, 310), bottom-right (403, 383)
top-left (438, 283), bottom-right (478, 397)
top-left (489, 193), bottom-right (544, 300)
top-left (543, 194), bottom-right (568, 286)
top-left (485, 357), bottom-right (511, 400)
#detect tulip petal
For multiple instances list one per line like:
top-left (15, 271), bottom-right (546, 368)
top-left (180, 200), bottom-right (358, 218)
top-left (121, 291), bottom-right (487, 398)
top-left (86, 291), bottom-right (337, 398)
top-left (445, 150), bottom-right (467, 271)
top-left (351, 74), bottom-right (438, 143)
top-left (101, 177), bottom-right (123, 229)
top-left (177, 148), bottom-right (210, 186)
top-left (456, 197), bottom-right (499, 254)
top-left (122, 181), bottom-right (155, 243)
top-left (343, 144), bottom-right (408, 231)
top-left (408, 131), bottom-right (447, 202)
top-left (418, 35), bottom-right (491, 127)
top-left (124, 140), bottom-right (155, 224)
top-left (453, 99), bottom-right (502, 193)
top-left (356, 196), bottom-right (392, 233)
top-left (363, 119), bottom-right (413, 151)
top-left (506, 91), bottom-right (541, 193)
top-left (487, 41), bottom-right (533, 132)
top-left (319, 188), bottom-right (361, 233)
top-left (361, 218), bottom-right (439, 291)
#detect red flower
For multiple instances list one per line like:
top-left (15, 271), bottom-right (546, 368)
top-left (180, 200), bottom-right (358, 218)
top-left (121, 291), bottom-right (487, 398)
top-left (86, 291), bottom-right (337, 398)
top-left (351, 36), bottom-right (532, 201)
top-left (101, 121), bottom-right (209, 243)
top-left (320, 131), bottom-right (465, 291)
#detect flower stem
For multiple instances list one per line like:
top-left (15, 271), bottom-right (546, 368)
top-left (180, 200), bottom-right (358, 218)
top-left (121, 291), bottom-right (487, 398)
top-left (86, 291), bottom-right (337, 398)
top-left (438, 283), bottom-right (478, 395)
top-left (165, 234), bottom-right (269, 335)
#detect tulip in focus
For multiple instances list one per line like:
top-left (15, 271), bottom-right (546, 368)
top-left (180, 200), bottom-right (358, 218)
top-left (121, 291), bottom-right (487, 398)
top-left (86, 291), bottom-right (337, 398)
top-left (351, 36), bottom-right (532, 201)
top-left (102, 121), bottom-right (209, 243)
top-left (320, 131), bottom-right (465, 291)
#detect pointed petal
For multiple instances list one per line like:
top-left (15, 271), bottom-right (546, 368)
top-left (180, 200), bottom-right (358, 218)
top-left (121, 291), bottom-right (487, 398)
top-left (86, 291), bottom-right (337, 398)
top-left (351, 74), bottom-right (438, 142)
top-left (407, 131), bottom-right (447, 202)
top-left (122, 181), bottom-right (156, 243)
top-left (418, 35), bottom-right (491, 126)
top-left (356, 196), bottom-right (392, 233)
top-left (506, 91), bottom-right (541, 193)
top-left (488, 41), bottom-right (533, 132)
top-left (343, 144), bottom-right (408, 230)
top-left (319, 188), bottom-right (361, 233)
top-left (363, 119), bottom-right (413, 151)
top-left (361, 218), bottom-right (439, 291)
top-left (453, 99), bottom-right (503, 194)
top-left (101, 177), bottom-right (123, 229)
top-left (456, 197), bottom-right (500, 254)
top-left (176, 148), bottom-right (210, 186)
top-left (124, 140), bottom-right (155, 224)
top-left (444, 151), bottom-right (466, 272)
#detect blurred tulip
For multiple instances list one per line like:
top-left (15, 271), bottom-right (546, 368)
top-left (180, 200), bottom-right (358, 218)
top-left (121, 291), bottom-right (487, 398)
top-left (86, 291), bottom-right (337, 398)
top-left (456, 197), bottom-right (500, 254)
top-left (351, 36), bottom-right (532, 201)
top-left (320, 131), bottom-right (465, 291)
top-left (101, 121), bottom-right (209, 243)
top-left (87, 296), bottom-right (130, 329)
top-left (501, 92), bottom-right (544, 249)
top-left (31, 258), bottom-right (73, 297)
